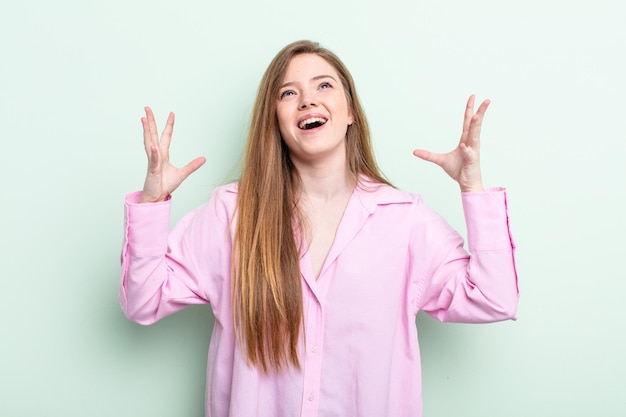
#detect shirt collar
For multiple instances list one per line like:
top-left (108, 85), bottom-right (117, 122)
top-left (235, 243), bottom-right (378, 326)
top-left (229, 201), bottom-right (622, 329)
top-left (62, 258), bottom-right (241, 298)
top-left (354, 175), bottom-right (414, 214)
top-left (224, 175), bottom-right (414, 212)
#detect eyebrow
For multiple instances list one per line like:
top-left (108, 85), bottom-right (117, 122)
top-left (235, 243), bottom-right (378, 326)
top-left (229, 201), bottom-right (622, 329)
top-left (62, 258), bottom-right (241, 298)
top-left (279, 75), bottom-right (338, 89)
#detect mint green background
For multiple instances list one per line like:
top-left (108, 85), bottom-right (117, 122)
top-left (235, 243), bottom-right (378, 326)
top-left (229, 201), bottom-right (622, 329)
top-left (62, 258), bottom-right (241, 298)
top-left (2, 0), bottom-right (625, 416)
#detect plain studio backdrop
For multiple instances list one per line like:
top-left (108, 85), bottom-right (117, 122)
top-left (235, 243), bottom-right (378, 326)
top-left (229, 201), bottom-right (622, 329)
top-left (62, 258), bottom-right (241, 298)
top-left (1, 0), bottom-right (624, 416)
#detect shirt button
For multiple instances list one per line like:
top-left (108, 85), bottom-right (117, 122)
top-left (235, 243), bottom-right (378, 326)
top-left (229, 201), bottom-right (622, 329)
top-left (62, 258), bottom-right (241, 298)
top-left (311, 346), bottom-right (317, 353)
top-left (307, 393), bottom-right (314, 402)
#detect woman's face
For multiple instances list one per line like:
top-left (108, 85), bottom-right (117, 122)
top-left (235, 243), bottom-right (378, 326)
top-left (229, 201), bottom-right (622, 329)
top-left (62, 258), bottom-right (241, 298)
top-left (276, 53), bottom-right (354, 167)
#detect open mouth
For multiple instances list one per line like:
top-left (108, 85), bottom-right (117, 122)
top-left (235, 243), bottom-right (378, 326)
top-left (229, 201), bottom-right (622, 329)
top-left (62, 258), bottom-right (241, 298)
top-left (298, 117), bottom-right (328, 130)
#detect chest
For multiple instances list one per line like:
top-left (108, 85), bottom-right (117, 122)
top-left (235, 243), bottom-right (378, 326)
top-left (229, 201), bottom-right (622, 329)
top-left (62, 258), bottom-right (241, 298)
top-left (300, 208), bottom-right (415, 324)
top-left (306, 201), bottom-right (348, 279)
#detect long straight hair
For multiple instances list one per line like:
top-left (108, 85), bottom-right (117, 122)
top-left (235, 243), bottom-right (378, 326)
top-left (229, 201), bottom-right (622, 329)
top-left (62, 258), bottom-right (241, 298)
top-left (233, 40), bottom-right (391, 373)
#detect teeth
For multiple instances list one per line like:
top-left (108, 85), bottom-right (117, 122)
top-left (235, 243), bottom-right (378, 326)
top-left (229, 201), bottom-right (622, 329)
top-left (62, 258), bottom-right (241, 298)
top-left (299, 117), bottom-right (327, 129)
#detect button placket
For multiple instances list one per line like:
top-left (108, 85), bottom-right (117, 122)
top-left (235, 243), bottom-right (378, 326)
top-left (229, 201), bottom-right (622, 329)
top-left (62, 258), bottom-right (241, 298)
top-left (300, 299), bottom-right (324, 417)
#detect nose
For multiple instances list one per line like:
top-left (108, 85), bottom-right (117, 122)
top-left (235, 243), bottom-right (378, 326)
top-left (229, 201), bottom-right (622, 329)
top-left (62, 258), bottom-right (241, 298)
top-left (298, 93), bottom-right (316, 110)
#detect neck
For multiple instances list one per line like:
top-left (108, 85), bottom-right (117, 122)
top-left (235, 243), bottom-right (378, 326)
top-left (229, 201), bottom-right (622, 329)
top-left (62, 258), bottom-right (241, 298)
top-left (293, 161), bottom-right (355, 202)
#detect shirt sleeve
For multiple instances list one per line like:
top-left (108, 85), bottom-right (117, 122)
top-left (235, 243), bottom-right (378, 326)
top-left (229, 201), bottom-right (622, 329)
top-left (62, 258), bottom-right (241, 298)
top-left (414, 187), bottom-right (519, 323)
top-left (119, 187), bottom-right (234, 325)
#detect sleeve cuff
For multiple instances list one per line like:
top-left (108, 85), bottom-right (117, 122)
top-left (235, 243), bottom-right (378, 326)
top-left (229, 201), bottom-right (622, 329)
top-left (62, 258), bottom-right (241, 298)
top-left (461, 187), bottom-right (515, 251)
top-left (124, 191), bottom-right (172, 256)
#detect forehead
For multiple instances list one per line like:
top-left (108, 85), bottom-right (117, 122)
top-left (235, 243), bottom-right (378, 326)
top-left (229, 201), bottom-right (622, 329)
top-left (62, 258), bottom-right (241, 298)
top-left (281, 53), bottom-right (340, 83)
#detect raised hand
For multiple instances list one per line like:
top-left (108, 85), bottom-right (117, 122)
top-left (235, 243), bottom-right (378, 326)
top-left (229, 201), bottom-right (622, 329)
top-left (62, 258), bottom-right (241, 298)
top-left (139, 107), bottom-right (206, 203)
top-left (413, 95), bottom-right (490, 192)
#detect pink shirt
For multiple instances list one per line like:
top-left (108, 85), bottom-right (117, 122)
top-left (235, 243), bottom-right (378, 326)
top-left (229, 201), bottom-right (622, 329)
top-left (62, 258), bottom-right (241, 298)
top-left (120, 180), bottom-right (518, 417)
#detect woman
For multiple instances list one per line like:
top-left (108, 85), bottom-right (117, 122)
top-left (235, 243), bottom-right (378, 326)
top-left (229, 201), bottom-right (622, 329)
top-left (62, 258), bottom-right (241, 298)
top-left (120, 40), bottom-right (518, 417)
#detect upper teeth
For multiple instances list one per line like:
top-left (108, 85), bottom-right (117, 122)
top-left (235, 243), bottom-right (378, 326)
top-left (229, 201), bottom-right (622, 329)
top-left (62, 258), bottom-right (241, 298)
top-left (299, 117), bottom-right (326, 129)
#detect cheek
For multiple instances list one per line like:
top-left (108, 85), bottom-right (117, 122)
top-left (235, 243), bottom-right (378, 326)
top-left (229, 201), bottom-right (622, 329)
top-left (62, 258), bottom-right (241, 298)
top-left (276, 117), bottom-right (295, 143)
top-left (338, 96), bottom-right (353, 124)
top-left (275, 109), bottom-right (289, 133)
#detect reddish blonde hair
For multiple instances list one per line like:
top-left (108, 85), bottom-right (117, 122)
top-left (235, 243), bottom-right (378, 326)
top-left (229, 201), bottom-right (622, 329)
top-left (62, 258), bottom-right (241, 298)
top-left (233, 40), bottom-right (390, 373)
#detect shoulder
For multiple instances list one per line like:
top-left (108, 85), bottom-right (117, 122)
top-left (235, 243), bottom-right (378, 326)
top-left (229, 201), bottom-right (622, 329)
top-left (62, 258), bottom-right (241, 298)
top-left (355, 176), bottom-right (447, 230)
top-left (355, 175), bottom-right (422, 210)
top-left (212, 181), bottom-right (239, 200)
top-left (185, 181), bottom-right (239, 226)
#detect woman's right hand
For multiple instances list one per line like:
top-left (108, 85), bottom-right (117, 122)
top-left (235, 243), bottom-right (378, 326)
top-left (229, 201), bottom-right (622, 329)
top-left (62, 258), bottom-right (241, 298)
top-left (139, 107), bottom-right (206, 203)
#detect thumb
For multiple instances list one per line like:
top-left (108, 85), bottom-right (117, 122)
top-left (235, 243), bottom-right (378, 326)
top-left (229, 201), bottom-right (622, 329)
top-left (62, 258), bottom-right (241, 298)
top-left (179, 156), bottom-right (207, 180)
top-left (413, 149), bottom-right (444, 167)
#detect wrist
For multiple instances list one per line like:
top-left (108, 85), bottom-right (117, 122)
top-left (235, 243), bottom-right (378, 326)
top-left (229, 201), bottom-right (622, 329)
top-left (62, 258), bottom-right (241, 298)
top-left (460, 181), bottom-right (484, 193)
top-left (139, 192), bottom-right (170, 203)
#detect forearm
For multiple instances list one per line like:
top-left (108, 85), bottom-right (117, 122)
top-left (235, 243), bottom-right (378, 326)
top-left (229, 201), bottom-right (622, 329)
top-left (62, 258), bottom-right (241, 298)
top-left (420, 188), bottom-right (519, 323)
top-left (119, 192), bottom-right (210, 324)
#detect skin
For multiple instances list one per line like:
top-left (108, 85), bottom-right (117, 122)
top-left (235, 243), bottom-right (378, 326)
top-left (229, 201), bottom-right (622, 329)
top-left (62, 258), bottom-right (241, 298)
top-left (276, 54), bottom-right (354, 172)
top-left (139, 108), bottom-right (206, 203)
top-left (138, 67), bottom-right (490, 202)
top-left (275, 54), bottom-right (358, 277)
top-left (413, 94), bottom-right (490, 193)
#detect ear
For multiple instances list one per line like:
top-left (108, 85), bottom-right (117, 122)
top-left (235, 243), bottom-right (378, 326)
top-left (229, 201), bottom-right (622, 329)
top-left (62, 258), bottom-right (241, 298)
top-left (347, 109), bottom-right (354, 126)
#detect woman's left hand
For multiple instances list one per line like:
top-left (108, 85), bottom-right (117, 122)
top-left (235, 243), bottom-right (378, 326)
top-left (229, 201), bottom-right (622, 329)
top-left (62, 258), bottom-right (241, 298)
top-left (413, 95), bottom-right (490, 192)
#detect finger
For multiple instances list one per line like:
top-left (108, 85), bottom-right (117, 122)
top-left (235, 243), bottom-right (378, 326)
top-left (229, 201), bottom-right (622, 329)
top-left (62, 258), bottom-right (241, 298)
top-left (145, 106), bottom-right (159, 146)
top-left (460, 142), bottom-right (479, 162)
top-left (179, 156), bottom-right (207, 179)
top-left (141, 116), bottom-right (152, 154)
top-left (160, 112), bottom-right (175, 155)
top-left (142, 116), bottom-right (161, 171)
top-left (466, 99), bottom-right (490, 149)
top-left (147, 145), bottom-right (160, 172)
top-left (461, 95), bottom-right (476, 138)
top-left (413, 149), bottom-right (445, 168)
top-left (476, 98), bottom-right (490, 117)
